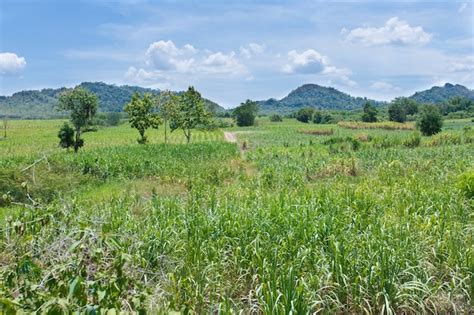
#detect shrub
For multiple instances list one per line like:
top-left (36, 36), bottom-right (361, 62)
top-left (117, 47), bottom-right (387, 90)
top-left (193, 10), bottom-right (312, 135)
top-left (403, 131), bottom-right (421, 148)
top-left (270, 114), bottom-right (283, 122)
top-left (296, 108), bottom-right (314, 123)
top-left (361, 102), bottom-right (378, 122)
top-left (388, 102), bottom-right (407, 123)
top-left (233, 100), bottom-right (258, 127)
top-left (58, 123), bottom-right (75, 150)
top-left (106, 112), bottom-right (122, 126)
top-left (426, 133), bottom-right (461, 146)
top-left (416, 105), bottom-right (443, 136)
top-left (299, 129), bottom-right (334, 136)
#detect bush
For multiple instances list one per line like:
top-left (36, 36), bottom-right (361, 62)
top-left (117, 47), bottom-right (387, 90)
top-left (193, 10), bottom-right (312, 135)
top-left (58, 123), bottom-right (75, 149)
top-left (296, 108), bottom-right (314, 123)
top-left (270, 114), bottom-right (283, 122)
top-left (403, 131), bottom-right (421, 148)
top-left (233, 100), bottom-right (258, 127)
top-left (361, 102), bottom-right (378, 122)
top-left (416, 105), bottom-right (443, 136)
top-left (106, 112), bottom-right (122, 126)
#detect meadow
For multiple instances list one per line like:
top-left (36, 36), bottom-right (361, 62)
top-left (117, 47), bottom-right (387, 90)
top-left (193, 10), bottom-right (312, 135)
top-left (0, 118), bottom-right (473, 313)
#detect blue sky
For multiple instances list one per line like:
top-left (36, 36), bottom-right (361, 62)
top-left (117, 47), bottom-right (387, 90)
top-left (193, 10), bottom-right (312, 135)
top-left (0, 0), bottom-right (473, 107)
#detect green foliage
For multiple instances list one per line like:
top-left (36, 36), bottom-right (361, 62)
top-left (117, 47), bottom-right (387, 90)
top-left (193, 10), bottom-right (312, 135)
top-left (361, 101), bottom-right (378, 122)
top-left (105, 112), bottom-right (122, 126)
top-left (58, 123), bottom-right (75, 149)
top-left (170, 86), bottom-right (212, 143)
top-left (388, 101), bottom-right (407, 123)
top-left (402, 131), bottom-right (421, 148)
top-left (295, 107), bottom-right (314, 123)
top-left (57, 87), bottom-right (98, 152)
top-left (417, 105), bottom-right (443, 136)
top-left (233, 99), bottom-right (258, 127)
top-left (124, 93), bottom-right (162, 144)
top-left (457, 170), bottom-right (474, 198)
top-left (269, 114), bottom-right (283, 122)
top-left (410, 82), bottom-right (474, 104)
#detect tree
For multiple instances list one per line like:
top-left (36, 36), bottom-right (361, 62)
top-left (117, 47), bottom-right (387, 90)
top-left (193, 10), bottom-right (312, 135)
top-left (361, 101), bottom-right (378, 122)
top-left (170, 86), bottom-right (212, 143)
top-left (233, 99), bottom-right (258, 127)
top-left (296, 107), bottom-right (314, 123)
top-left (313, 111), bottom-right (322, 124)
top-left (388, 101), bottom-right (407, 123)
top-left (157, 90), bottom-right (179, 144)
top-left (106, 112), bottom-right (121, 126)
top-left (124, 92), bottom-right (161, 144)
top-left (417, 104), bottom-right (443, 136)
top-left (57, 87), bottom-right (98, 152)
top-left (58, 123), bottom-right (75, 150)
top-left (270, 114), bottom-right (283, 122)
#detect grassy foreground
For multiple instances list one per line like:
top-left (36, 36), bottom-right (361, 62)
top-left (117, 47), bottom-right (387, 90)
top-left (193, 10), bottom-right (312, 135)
top-left (0, 118), bottom-right (473, 313)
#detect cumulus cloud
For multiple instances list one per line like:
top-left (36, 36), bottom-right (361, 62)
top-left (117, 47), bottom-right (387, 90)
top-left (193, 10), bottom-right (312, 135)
top-left (282, 49), bottom-right (356, 86)
top-left (343, 17), bottom-right (432, 46)
top-left (0, 52), bottom-right (26, 75)
top-left (370, 81), bottom-right (401, 91)
top-left (240, 43), bottom-right (265, 58)
top-left (125, 40), bottom-right (246, 84)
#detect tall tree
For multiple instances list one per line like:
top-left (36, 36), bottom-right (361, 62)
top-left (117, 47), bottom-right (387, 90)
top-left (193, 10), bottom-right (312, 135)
top-left (124, 93), bottom-right (162, 144)
top-left (157, 90), bottom-right (179, 144)
top-left (170, 86), bottom-right (211, 143)
top-left (233, 100), bottom-right (258, 127)
top-left (57, 87), bottom-right (98, 152)
top-left (361, 101), bottom-right (378, 122)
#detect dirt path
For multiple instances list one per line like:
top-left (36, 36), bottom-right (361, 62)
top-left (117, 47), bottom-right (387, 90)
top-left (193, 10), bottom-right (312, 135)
top-left (224, 132), bottom-right (237, 143)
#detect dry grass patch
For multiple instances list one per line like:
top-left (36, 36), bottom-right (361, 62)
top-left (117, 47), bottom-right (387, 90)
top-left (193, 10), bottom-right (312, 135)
top-left (338, 121), bottom-right (415, 130)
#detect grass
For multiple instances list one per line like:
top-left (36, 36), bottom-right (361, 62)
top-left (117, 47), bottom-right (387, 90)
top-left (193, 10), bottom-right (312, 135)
top-left (0, 117), bottom-right (472, 313)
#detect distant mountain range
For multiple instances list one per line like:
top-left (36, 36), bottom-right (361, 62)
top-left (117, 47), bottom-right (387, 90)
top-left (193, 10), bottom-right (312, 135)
top-left (1, 82), bottom-right (473, 118)
top-left (0, 82), bottom-right (224, 119)
top-left (257, 83), bottom-right (474, 114)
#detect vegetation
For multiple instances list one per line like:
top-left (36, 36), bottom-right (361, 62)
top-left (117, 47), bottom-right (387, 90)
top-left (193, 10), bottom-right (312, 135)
top-left (295, 107), bottom-right (314, 123)
top-left (58, 123), bottom-right (75, 149)
top-left (0, 116), bottom-right (472, 313)
top-left (269, 114), bottom-right (283, 122)
top-left (361, 101), bottom-right (378, 122)
top-left (338, 121), bottom-right (414, 130)
top-left (233, 99), bottom-right (258, 126)
top-left (417, 104), bottom-right (443, 136)
top-left (124, 93), bottom-right (162, 144)
top-left (410, 82), bottom-right (474, 104)
top-left (170, 86), bottom-right (212, 143)
top-left (57, 87), bottom-right (98, 152)
top-left (388, 101), bottom-right (407, 123)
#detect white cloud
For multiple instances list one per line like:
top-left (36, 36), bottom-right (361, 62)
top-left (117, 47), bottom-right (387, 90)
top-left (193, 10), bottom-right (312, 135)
top-left (370, 81), bottom-right (400, 91)
top-left (240, 43), bottom-right (265, 58)
top-left (449, 56), bottom-right (474, 72)
top-left (344, 17), bottom-right (432, 46)
top-left (145, 40), bottom-right (197, 72)
top-left (200, 52), bottom-right (246, 74)
top-left (458, 2), bottom-right (468, 13)
top-left (0, 52), bottom-right (26, 75)
top-left (282, 49), bottom-right (356, 86)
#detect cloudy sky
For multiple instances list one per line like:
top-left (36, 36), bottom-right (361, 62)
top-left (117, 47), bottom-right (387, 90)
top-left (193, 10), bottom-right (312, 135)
top-left (0, 0), bottom-right (473, 107)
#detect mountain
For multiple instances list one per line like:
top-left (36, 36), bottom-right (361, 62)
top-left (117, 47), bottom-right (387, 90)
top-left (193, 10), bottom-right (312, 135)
top-left (257, 84), bottom-right (383, 114)
top-left (0, 82), bottom-right (225, 119)
top-left (409, 83), bottom-right (474, 104)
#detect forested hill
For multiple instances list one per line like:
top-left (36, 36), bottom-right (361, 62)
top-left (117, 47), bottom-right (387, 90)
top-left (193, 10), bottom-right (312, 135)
top-left (0, 82), bottom-right (225, 119)
top-left (257, 84), bottom-right (383, 114)
top-left (409, 83), bottom-right (474, 104)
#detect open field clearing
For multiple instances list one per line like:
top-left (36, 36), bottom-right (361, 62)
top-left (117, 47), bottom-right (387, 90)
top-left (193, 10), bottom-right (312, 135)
top-left (0, 118), bottom-right (473, 313)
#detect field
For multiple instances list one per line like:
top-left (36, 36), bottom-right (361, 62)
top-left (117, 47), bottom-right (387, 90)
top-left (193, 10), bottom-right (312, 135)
top-left (0, 118), bottom-right (473, 313)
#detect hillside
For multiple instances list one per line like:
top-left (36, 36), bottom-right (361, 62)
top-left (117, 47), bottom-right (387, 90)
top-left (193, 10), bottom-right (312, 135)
top-left (0, 82), bottom-right (225, 119)
top-left (257, 84), bottom-right (383, 114)
top-left (409, 83), bottom-right (474, 104)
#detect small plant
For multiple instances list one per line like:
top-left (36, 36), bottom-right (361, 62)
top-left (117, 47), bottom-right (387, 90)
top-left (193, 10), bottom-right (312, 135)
top-left (403, 131), bottom-right (421, 148)
top-left (457, 170), bottom-right (474, 198)
top-left (58, 123), bottom-right (75, 150)
top-left (270, 114), bottom-right (283, 122)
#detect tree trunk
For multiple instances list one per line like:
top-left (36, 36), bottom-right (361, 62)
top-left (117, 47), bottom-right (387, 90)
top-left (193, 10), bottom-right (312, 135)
top-left (185, 129), bottom-right (191, 144)
top-left (74, 127), bottom-right (81, 153)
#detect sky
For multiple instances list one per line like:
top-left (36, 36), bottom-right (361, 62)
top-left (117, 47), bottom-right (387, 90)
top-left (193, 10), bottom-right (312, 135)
top-left (0, 0), bottom-right (473, 108)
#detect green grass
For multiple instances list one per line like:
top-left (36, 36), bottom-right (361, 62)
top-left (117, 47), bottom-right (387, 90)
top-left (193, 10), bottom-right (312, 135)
top-left (0, 117), bottom-right (472, 313)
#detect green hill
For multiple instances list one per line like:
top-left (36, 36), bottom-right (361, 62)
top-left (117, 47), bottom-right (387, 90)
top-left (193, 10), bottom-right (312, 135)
top-left (0, 82), bottom-right (225, 119)
top-left (257, 84), bottom-right (383, 114)
top-left (409, 83), bottom-right (474, 104)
